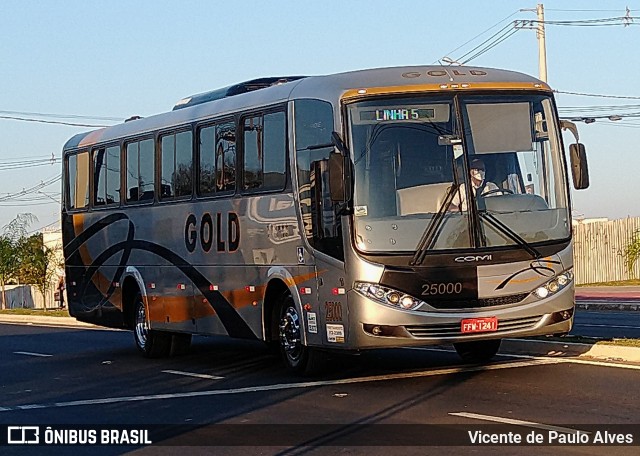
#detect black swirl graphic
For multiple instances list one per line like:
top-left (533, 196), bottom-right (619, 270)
top-left (66, 213), bottom-right (257, 339)
top-left (494, 259), bottom-right (562, 291)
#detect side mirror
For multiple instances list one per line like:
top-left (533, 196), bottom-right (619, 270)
top-left (328, 132), bottom-right (351, 202)
top-left (569, 143), bottom-right (589, 190)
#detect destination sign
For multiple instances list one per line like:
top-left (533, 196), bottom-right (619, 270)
top-left (359, 108), bottom-right (435, 122)
top-left (351, 103), bottom-right (450, 125)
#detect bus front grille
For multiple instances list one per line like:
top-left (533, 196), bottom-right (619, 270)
top-left (404, 315), bottom-right (542, 338)
top-left (428, 293), bottom-right (530, 309)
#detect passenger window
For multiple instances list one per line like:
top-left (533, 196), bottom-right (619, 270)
top-left (161, 130), bottom-right (193, 199)
top-left (126, 138), bottom-right (155, 203)
top-left (93, 145), bottom-right (120, 206)
top-left (198, 121), bottom-right (235, 196)
top-left (67, 151), bottom-right (90, 210)
top-left (242, 111), bottom-right (286, 191)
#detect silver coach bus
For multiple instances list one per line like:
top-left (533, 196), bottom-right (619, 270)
top-left (62, 66), bottom-right (589, 373)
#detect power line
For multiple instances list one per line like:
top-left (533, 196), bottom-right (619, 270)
top-left (522, 16), bottom-right (638, 27)
top-left (546, 9), bottom-right (637, 13)
top-left (0, 110), bottom-right (122, 122)
top-left (0, 175), bottom-right (61, 203)
top-left (0, 158), bottom-right (60, 171)
top-left (436, 10), bottom-right (521, 63)
top-left (459, 26), bottom-right (521, 65)
top-left (556, 90), bottom-right (640, 100)
top-left (0, 115), bottom-right (111, 128)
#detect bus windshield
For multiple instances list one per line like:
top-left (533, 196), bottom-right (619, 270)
top-left (347, 93), bottom-right (570, 253)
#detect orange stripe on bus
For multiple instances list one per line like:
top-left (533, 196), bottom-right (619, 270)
top-left (341, 82), bottom-right (551, 100)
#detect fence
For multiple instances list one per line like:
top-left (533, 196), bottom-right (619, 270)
top-left (0, 284), bottom-right (61, 310)
top-left (573, 217), bottom-right (640, 285)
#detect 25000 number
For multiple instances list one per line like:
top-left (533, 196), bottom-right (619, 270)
top-left (421, 282), bottom-right (463, 296)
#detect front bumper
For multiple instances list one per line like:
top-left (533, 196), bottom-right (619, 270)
top-left (343, 284), bottom-right (575, 350)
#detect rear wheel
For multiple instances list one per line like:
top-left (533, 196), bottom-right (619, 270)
top-left (278, 294), bottom-right (324, 375)
top-left (454, 339), bottom-right (501, 364)
top-left (133, 293), bottom-right (171, 358)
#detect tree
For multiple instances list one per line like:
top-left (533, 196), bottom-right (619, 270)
top-left (623, 229), bottom-right (640, 278)
top-left (17, 233), bottom-right (61, 310)
top-left (0, 214), bottom-right (37, 309)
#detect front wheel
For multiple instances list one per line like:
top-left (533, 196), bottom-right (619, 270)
top-left (278, 294), bottom-right (324, 375)
top-left (453, 339), bottom-right (501, 364)
top-left (134, 293), bottom-right (171, 358)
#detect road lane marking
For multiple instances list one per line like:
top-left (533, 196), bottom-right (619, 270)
top-left (13, 351), bottom-right (52, 357)
top-left (449, 412), bottom-right (590, 434)
top-left (0, 358), bottom-right (560, 413)
top-left (162, 370), bottom-right (224, 380)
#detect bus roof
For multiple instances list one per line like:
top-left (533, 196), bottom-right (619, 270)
top-left (63, 65), bottom-right (548, 152)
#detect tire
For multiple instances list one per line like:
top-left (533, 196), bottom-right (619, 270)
top-left (278, 294), bottom-right (325, 375)
top-left (170, 333), bottom-right (192, 357)
top-left (133, 293), bottom-right (171, 358)
top-left (453, 339), bottom-right (501, 364)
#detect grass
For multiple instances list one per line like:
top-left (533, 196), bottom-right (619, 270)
top-left (0, 308), bottom-right (70, 317)
top-left (578, 279), bottom-right (640, 287)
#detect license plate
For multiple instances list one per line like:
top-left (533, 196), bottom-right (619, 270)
top-left (461, 317), bottom-right (498, 334)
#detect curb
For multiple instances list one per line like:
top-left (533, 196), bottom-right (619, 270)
top-left (0, 314), bottom-right (104, 329)
top-left (501, 339), bottom-right (640, 363)
top-left (575, 301), bottom-right (640, 312)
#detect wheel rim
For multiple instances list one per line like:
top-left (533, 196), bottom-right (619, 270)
top-left (135, 302), bottom-right (149, 350)
top-left (279, 305), bottom-right (302, 363)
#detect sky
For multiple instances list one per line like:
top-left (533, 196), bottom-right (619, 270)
top-left (1, 0), bottom-right (639, 232)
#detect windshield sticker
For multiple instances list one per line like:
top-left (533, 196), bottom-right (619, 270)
top-left (354, 206), bottom-right (368, 217)
top-left (454, 144), bottom-right (463, 159)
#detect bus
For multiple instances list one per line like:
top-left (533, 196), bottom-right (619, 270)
top-left (62, 65), bottom-right (589, 373)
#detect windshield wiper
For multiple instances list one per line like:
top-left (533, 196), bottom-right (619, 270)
top-left (410, 183), bottom-right (460, 266)
top-left (477, 209), bottom-right (541, 259)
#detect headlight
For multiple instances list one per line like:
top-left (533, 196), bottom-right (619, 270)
top-left (354, 282), bottom-right (425, 311)
top-left (533, 269), bottom-right (573, 299)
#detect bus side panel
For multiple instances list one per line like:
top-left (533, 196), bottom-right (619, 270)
top-left (193, 194), bottom-right (307, 338)
top-left (63, 213), bottom-right (127, 328)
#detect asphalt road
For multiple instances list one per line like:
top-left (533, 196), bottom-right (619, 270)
top-left (572, 310), bottom-right (640, 339)
top-left (1, 323), bottom-right (640, 455)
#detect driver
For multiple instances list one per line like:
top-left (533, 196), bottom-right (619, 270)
top-left (450, 158), bottom-right (501, 211)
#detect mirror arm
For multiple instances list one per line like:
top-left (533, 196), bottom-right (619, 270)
top-left (560, 120), bottom-right (580, 142)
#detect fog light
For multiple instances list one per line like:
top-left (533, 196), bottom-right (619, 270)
top-left (372, 326), bottom-right (382, 336)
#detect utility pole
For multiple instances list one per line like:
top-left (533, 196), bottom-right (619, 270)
top-left (520, 4), bottom-right (548, 82)
top-left (536, 3), bottom-right (548, 82)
